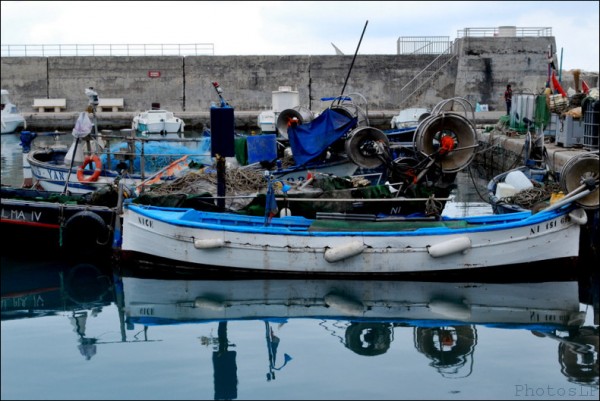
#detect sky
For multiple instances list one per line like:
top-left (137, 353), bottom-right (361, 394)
top-left (1, 1), bottom-right (599, 72)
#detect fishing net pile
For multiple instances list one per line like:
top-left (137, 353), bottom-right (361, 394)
top-left (134, 167), bottom-right (269, 211)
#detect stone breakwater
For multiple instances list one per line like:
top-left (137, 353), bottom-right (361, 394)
top-left (6, 36), bottom-right (595, 120)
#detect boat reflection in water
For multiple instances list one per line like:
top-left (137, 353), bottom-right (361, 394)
top-left (0, 256), bottom-right (167, 362)
top-left (119, 272), bottom-right (598, 395)
top-left (3, 255), bottom-right (597, 397)
top-left (1, 256), bottom-right (115, 360)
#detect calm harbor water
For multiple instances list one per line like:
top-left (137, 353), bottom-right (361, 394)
top-left (1, 131), bottom-right (599, 400)
top-left (1, 253), bottom-right (598, 400)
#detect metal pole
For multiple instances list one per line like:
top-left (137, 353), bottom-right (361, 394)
top-left (216, 154), bottom-right (226, 209)
top-left (559, 47), bottom-right (563, 83)
top-left (337, 20), bottom-right (369, 104)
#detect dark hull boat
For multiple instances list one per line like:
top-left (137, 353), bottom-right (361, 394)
top-left (1, 186), bottom-right (119, 257)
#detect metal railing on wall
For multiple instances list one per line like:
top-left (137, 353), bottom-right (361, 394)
top-left (397, 36), bottom-right (452, 55)
top-left (457, 27), bottom-right (552, 38)
top-left (1, 43), bottom-right (215, 57)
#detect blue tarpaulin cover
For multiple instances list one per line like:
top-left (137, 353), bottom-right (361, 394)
top-left (247, 134), bottom-right (277, 164)
top-left (287, 108), bottom-right (357, 166)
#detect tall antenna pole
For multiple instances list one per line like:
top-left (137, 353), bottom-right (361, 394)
top-left (338, 20), bottom-right (368, 104)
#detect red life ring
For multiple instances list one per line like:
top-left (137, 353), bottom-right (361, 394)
top-left (77, 155), bottom-right (102, 182)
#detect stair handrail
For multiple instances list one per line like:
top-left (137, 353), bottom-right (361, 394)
top-left (397, 43), bottom-right (456, 108)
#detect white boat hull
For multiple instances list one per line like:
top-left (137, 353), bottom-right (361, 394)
top-left (134, 121), bottom-right (183, 134)
top-left (28, 160), bottom-right (138, 194)
top-left (132, 109), bottom-right (185, 135)
top-left (1, 115), bottom-right (26, 134)
top-left (27, 150), bottom-right (146, 194)
top-left (1, 89), bottom-right (26, 134)
top-left (121, 203), bottom-right (583, 275)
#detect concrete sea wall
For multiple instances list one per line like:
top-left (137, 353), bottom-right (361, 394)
top-left (2, 36), bottom-right (597, 131)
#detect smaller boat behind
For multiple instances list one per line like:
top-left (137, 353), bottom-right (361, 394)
top-left (257, 85), bottom-right (300, 134)
top-left (488, 152), bottom-right (599, 214)
top-left (1, 89), bottom-right (26, 134)
top-left (390, 107), bottom-right (430, 130)
top-left (132, 104), bottom-right (185, 137)
top-left (26, 89), bottom-right (211, 195)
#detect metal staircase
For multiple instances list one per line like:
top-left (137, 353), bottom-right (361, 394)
top-left (396, 43), bottom-right (457, 108)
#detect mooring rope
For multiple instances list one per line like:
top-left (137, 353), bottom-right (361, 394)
top-left (500, 181), bottom-right (562, 209)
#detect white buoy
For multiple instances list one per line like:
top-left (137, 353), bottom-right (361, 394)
top-left (280, 208), bottom-right (292, 217)
top-left (568, 208), bottom-right (588, 225)
top-left (324, 241), bottom-right (364, 262)
top-left (428, 299), bottom-right (471, 320)
top-left (194, 297), bottom-right (225, 310)
top-left (194, 238), bottom-right (225, 249)
top-left (427, 236), bottom-right (471, 257)
top-left (324, 293), bottom-right (364, 315)
top-left (567, 311), bottom-right (587, 327)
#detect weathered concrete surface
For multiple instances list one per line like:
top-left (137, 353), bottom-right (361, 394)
top-left (454, 37), bottom-right (559, 105)
top-left (3, 36), bottom-right (598, 129)
top-left (47, 56), bottom-right (185, 112)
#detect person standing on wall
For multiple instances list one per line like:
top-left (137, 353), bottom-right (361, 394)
top-left (504, 84), bottom-right (513, 115)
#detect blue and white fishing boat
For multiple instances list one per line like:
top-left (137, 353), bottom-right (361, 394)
top-left (120, 195), bottom-right (587, 276)
top-left (26, 128), bottom-right (211, 195)
top-left (25, 89), bottom-right (212, 195)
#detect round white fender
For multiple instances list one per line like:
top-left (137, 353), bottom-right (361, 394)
top-left (428, 299), bottom-right (471, 320)
top-left (324, 241), bottom-right (364, 263)
top-left (194, 238), bottom-right (225, 249)
top-left (324, 292), bottom-right (364, 315)
top-left (427, 236), bottom-right (471, 258)
top-left (194, 297), bottom-right (225, 310)
top-left (568, 208), bottom-right (588, 225)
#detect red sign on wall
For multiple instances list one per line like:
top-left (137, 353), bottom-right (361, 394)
top-left (148, 70), bottom-right (161, 78)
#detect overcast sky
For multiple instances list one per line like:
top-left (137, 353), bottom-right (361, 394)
top-left (2, 1), bottom-right (598, 72)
